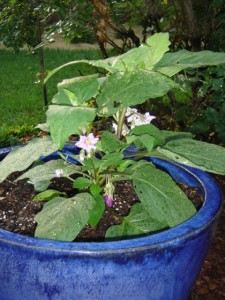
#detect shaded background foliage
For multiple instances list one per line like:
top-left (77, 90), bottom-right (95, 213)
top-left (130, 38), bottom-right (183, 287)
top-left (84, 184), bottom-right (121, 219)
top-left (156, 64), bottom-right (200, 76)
top-left (0, 0), bottom-right (225, 145)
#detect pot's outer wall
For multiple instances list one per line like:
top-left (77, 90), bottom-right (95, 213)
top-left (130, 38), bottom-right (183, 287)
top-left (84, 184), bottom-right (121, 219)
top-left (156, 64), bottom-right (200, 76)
top-left (0, 154), bottom-right (223, 300)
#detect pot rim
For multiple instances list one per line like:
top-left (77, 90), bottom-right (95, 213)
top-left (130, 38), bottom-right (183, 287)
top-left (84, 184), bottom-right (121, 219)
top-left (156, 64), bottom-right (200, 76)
top-left (0, 156), bottom-right (223, 255)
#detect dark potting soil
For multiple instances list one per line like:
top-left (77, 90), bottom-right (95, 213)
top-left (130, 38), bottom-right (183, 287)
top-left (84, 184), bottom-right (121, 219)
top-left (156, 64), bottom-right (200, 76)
top-left (0, 170), bottom-right (202, 242)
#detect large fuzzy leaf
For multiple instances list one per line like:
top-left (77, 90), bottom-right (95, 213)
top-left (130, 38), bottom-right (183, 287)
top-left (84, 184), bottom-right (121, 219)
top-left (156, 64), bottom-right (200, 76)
top-left (161, 138), bottom-right (225, 175)
top-left (106, 203), bottom-right (168, 239)
top-left (57, 75), bottom-right (100, 105)
top-left (133, 163), bottom-right (196, 227)
top-left (18, 159), bottom-right (76, 192)
top-left (112, 33), bottom-right (170, 71)
top-left (52, 89), bottom-right (79, 106)
top-left (161, 130), bottom-right (193, 142)
top-left (96, 70), bottom-right (178, 115)
top-left (46, 105), bottom-right (96, 149)
top-left (0, 137), bottom-right (57, 183)
top-left (156, 49), bottom-right (225, 77)
top-left (44, 59), bottom-right (114, 84)
top-left (35, 193), bottom-right (95, 241)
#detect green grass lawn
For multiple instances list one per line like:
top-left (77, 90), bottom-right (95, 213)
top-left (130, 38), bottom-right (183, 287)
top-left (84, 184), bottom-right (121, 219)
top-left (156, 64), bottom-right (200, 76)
top-left (0, 48), bottom-right (102, 147)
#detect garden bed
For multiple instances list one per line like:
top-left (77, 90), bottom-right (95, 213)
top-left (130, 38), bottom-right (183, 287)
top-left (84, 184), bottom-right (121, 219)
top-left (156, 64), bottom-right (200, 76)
top-left (190, 175), bottom-right (225, 299)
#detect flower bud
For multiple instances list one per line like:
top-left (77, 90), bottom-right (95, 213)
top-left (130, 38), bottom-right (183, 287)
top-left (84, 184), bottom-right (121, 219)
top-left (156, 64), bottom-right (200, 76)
top-left (104, 195), bottom-right (114, 208)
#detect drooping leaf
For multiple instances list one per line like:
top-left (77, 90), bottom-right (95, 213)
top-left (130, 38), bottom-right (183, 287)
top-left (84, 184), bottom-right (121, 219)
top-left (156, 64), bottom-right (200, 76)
top-left (0, 137), bottom-right (57, 183)
top-left (88, 193), bottom-right (105, 227)
top-left (33, 189), bottom-right (67, 201)
top-left (44, 59), bottom-right (114, 84)
top-left (161, 138), bottom-right (225, 174)
top-left (35, 193), bottom-right (95, 241)
top-left (96, 70), bottom-right (178, 115)
top-left (46, 105), bottom-right (96, 149)
top-left (156, 49), bottom-right (225, 77)
top-left (133, 163), bottom-right (196, 227)
top-left (18, 159), bottom-right (75, 192)
top-left (106, 203), bottom-right (168, 239)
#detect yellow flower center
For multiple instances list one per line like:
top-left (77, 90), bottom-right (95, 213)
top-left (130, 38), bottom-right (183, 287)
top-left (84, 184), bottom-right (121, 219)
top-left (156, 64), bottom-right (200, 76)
top-left (85, 139), bottom-right (91, 145)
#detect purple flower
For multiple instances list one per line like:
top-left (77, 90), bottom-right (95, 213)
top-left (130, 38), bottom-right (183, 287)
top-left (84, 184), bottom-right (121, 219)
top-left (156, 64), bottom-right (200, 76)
top-left (104, 195), bottom-right (114, 208)
top-left (75, 133), bottom-right (99, 152)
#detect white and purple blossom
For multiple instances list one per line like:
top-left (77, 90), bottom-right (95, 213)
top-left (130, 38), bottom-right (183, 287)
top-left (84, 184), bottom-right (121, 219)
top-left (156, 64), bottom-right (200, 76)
top-left (125, 108), bottom-right (156, 129)
top-left (112, 122), bottom-right (130, 136)
top-left (125, 108), bottom-right (138, 123)
top-left (75, 133), bottom-right (99, 153)
top-left (55, 169), bottom-right (65, 178)
top-left (133, 112), bottom-right (156, 127)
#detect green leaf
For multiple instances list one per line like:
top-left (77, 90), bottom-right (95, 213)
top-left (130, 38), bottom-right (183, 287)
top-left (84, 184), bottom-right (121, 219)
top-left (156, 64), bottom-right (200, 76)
top-left (52, 89), bottom-right (76, 106)
top-left (96, 70), bottom-right (178, 115)
top-left (126, 134), bottom-right (155, 152)
top-left (73, 177), bottom-right (92, 189)
top-left (18, 159), bottom-right (75, 192)
top-left (90, 184), bottom-right (102, 196)
top-left (35, 193), bottom-right (95, 241)
top-left (112, 33), bottom-right (170, 71)
top-left (130, 124), bottom-right (165, 145)
top-left (101, 131), bottom-right (125, 153)
top-left (46, 105), bottom-right (96, 149)
top-left (145, 33), bottom-right (171, 65)
top-left (88, 193), bottom-right (105, 227)
top-left (44, 59), bottom-right (113, 84)
top-left (162, 138), bottom-right (225, 174)
top-left (82, 157), bottom-right (102, 171)
top-left (57, 75), bottom-right (100, 104)
top-left (135, 134), bottom-right (155, 152)
top-left (133, 163), bottom-right (196, 227)
top-left (0, 137), bottom-right (57, 183)
top-left (117, 159), bottom-right (137, 172)
top-left (33, 189), bottom-right (67, 201)
top-left (161, 130), bottom-right (193, 142)
top-left (106, 203), bottom-right (168, 239)
top-left (156, 49), bottom-right (225, 77)
top-left (99, 152), bottom-right (124, 171)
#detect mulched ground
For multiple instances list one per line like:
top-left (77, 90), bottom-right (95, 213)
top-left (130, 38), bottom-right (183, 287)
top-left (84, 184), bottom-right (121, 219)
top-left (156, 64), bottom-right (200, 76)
top-left (189, 174), bottom-right (225, 300)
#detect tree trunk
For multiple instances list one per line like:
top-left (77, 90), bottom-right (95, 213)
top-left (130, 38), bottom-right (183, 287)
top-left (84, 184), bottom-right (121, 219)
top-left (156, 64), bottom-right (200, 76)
top-left (179, 0), bottom-right (201, 51)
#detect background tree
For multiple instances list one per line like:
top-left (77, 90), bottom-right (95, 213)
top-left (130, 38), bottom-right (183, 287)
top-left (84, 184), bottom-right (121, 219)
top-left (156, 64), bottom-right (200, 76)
top-left (1, 0), bottom-right (225, 144)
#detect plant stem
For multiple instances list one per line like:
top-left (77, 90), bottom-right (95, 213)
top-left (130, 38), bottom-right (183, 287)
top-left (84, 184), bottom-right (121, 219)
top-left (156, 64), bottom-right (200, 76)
top-left (117, 108), bottom-right (127, 140)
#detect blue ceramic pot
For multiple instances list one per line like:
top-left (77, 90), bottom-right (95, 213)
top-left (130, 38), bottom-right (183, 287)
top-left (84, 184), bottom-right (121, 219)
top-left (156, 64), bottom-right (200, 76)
top-left (0, 147), bottom-right (223, 300)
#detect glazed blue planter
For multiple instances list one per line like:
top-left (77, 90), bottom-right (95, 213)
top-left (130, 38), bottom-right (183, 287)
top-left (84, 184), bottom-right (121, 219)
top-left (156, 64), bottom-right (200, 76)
top-left (0, 146), bottom-right (223, 300)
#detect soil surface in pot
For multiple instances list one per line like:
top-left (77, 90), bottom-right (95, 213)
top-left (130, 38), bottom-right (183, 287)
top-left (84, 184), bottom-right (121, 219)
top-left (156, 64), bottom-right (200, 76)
top-left (0, 170), bottom-right (202, 241)
top-left (0, 171), bottom-right (224, 299)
